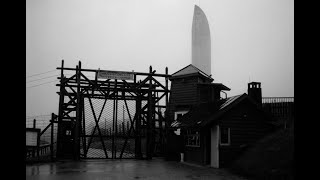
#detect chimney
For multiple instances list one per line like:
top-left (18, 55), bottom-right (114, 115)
top-left (247, 82), bottom-right (262, 106)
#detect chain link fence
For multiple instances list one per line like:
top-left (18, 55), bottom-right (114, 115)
top-left (81, 92), bottom-right (142, 159)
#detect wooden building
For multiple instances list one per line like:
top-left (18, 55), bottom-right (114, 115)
top-left (166, 64), bottom-right (230, 125)
top-left (167, 65), bottom-right (276, 168)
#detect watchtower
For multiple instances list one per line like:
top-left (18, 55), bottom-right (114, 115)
top-left (167, 64), bottom-right (230, 125)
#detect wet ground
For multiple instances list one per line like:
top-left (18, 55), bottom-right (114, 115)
top-left (26, 158), bottom-right (248, 180)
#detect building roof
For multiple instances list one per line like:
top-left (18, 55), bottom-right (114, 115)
top-left (170, 64), bottom-right (213, 81)
top-left (171, 93), bottom-right (275, 128)
top-left (171, 101), bottom-right (215, 128)
top-left (197, 82), bottom-right (231, 91)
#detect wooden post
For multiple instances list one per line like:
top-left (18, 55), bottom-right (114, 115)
top-left (50, 113), bottom-right (54, 161)
top-left (56, 59), bottom-right (64, 158)
top-left (165, 67), bottom-right (168, 128)
top-left (122, 121), bottom-right (125, 136)
top-left (74, 61), bottom-right (81, 160)
top-left (135, 94), bottom-right (142, 159)
top-left (112, 79), bottom-right (118, 158)
top-left (146, 66), bottom-right (154, 159)
top-left (37, 130), bottom-right (40, 160)
top-left (123, 105), bottom-right (125, 135)
top-left (33, 119), bottom-right (36, 129)
top-left (115, 79), bottom-right (119, 157)
top-left (127, 121), bottom-right (130, 135)
top-left (82, 97), bottom-right (87, 158)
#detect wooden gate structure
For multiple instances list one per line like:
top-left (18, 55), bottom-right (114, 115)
top-left (55, 60), bottom-right (170, 160)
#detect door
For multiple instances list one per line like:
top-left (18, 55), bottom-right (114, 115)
top-left (210, 125), bottom-right (219, 168)
top-left (57, 121), bottom-right (75, 158)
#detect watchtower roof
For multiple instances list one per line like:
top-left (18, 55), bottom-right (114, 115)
top-left (170, 64), bottom-right (213, 81)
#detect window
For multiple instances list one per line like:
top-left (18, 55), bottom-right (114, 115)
top-left (174, 111), bottom-right (188, 120)
top-left (220, 127), bottom-right (230, 145)
top-left (177, 113), bottom-right (183, 119)
top-left (174, 111), bottom-right (188, 136)
top-left (185, 130), bottom-right (200, 147)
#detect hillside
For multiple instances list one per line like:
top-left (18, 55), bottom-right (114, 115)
top-left (230, 126), bottom-right (294, 180)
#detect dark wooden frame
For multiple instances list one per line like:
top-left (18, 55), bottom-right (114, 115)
top-left (55, 60), bottom-right (171, 160)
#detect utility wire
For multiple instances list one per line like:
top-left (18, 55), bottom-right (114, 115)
top-left (26, 79), bottom-right (59, 89)
top-left (26, 114), bottom-right (51, 118)
top-left (26, 73), bottom-right (96, 85)
top-left (26, 74), bottom-right (59, 83)
top-left (27, 69), bottom-right (57, 78)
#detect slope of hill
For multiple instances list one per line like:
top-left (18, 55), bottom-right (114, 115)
top-left (230, 126), bottom-right (294, 180)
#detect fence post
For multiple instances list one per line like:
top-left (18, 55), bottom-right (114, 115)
top-left (56, 59), bottom-right (65, 159)
top-left (135, 93), bottom-right (142, 159)
top-left (37, 130), bottom-right (40, 160)
top-left (146, 65), bottom-right (155, 159)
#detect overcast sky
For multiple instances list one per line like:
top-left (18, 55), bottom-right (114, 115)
top-left (26, 0), bottom-right (294, 117)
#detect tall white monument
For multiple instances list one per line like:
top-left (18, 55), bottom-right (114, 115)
top-left (192, 5), bottom-right (211, 76)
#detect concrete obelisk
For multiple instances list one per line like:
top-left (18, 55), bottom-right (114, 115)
top-left (192, 5), bottom-right (211, 76)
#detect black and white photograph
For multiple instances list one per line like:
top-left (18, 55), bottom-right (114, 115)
top-left (26, 0), bottom-right (294, 179)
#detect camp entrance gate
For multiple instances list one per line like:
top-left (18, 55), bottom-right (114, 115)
top-left (55, 60), bottom-right (170, 160)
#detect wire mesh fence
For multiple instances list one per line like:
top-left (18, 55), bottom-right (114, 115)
top-left (80, 93), bottom-right (140, 159)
